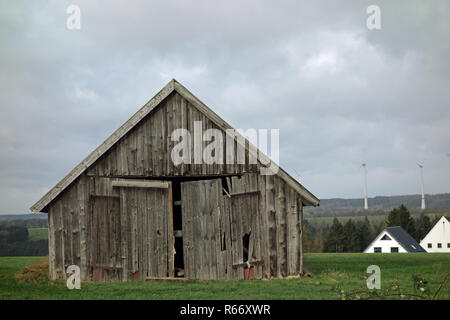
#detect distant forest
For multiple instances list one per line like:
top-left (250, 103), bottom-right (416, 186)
top-left (0, 217), bottom-right (48, 256)
top-left (305, 193), bottom-right (450, 217)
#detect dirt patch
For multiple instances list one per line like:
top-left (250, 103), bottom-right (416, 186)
top-left (15, 259), bottom-right (49, 283)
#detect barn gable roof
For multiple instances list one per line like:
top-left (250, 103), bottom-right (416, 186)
top-left (30, 79), bottom-right (319, 213)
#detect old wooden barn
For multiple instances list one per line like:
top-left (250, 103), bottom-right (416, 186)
top-left (31, 79), bottom-right (319, 281)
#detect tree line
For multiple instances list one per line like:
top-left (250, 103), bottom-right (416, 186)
top-left (0, 224), bottom-right (48, 256)
top-left (303, 205), bottom-right (446, 253)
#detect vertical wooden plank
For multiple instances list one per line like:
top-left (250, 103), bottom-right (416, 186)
top-left (165, 95), bottom-right (172, 176)
top-left (223, 196), bottom-right (231, 279)
top-left (136, 123), bottom-right (144, 176)
top-left (155, 108), bottom-right (163, 176)
top-left (78, 176), bottom-right (88, 280)
top-left (152, 187), bottom-right (160, 277)
top-left (87, 177), bottom-right (95, 275)
top-left (121, 135), bottom-right (129, 175)
top-left (110, 146), bottom-right (117, 176)
top-left (259, 174), bottom-right (269, 279)
top-left (251, 175), bottom-right (262, 279)
top-left (116, 139), bottom-right (123, 176)
top-left (70, 184), bottom-right (80, 269)
top-left (48, 205), bottom-right (57, 280)
top-left (197, 181), bottom-right (205, 279)
top-left (298, 197), bottom-right (304, 275)
top-left (266, 175), bottom-right (277, 278)
top-left (179, 93), bottom-right (187, 175)
top-left (161, 101), bottom-right (167, 176)
top-left (289, 188), bottom-right (299, 275)
top-left (181, 183), bottom-right (192, 278)
top-left (150, 112), bottom-right (156, 176)
top-left (277, 181), bottom-right (287, 277)
top-left (59, 196), bottom-right (66, 277)
top-left (141, 189), bottom-right (148, 278)
top-left (130, 189), bottom-right (138, 273)
top-left (168, 182), bottom-right (175, 277)
top-left (216, 188), bottom-right (226, 279)
top-left (158, 188), bottom-right (167, 277)
top-left (209, 180), bottom-right (218, 279)
top-left (135, 189), bottom-right (141, 277)
top-left (131, 132), bottom-right (138, 175)
top-left (119, 188), bottom-right (128, 281)
top-left (147, 188), bottom-right (156, 277)
top-left (147, 115), bottom-right (153, 177)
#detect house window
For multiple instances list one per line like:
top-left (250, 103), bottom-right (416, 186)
top-left (437, 243), bottom-right (442, 248)
top-left (374, 247), bottom-right (382, 253)
top-left (380, 234), bottom-right (391, 240)
top-left (428, 243), bottom-right (432, 248)
top-left (391, 247), bottom-right (399, 253)
top-left (447, 243), bottom-right (450, 248)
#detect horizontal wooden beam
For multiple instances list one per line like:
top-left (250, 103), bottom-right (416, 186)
top-left (232, 260), bottom-right (263, 268)
top-left (89, 194), bottom-right (120, 199)
top-left (174, 230), bottom-right (183, 238)
top-left (111, 179), bottom-right (170, 189)
top-left (230, 190), bottom-right (260, 197)
top-left (145, 277), bottom-right (190, 281)
top-left (92, 265), bottom-right (123, 270)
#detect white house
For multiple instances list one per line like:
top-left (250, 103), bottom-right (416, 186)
top-left (420, 216), bottom-right (450, 253)
top-left (364, 226), bottom-right (426, 253)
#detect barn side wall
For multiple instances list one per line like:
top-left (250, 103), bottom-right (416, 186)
top-left (47, 172), bottom-right (303, 281)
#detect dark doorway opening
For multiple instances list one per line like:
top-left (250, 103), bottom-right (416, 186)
top-left (242, 233), bottom-right (250, 263)
top-left (172, 180), bottom-right (184, 277)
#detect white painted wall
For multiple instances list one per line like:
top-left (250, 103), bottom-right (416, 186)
top-left (420, 216), bottom-right (450, 253)
top-left (364, 231), bottom-right (407, 253)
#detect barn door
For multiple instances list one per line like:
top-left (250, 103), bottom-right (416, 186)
top-left (117, 180), bottom-right (174, 280)
top-left (224, 190), bottom-right (260, 280)
top-left (91, 194), bottom-right (122, 281)
top-left (180, 179), bottom-right (224, 280)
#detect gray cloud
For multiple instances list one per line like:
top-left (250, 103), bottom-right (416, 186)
top-left (1, 0), bottom-right (449, 213)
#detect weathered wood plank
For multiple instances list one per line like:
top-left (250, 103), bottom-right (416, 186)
top-left (111, 180), bottom-right (169, 189)
top-left (277, 181), bottom-right (287, 277)
top-left (298, 197), bottom-right (304, 275)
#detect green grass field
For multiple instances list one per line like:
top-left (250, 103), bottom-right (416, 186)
top-left (28, 228), bottom-right (48, 241)
top-left (0, 253), bottom-right (448, 300)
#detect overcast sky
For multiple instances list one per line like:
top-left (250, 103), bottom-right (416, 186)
top-left (1, 0), bottom-right (449, 213)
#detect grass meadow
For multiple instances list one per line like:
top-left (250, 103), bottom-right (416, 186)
top-left (0, 253), bottom-right (448, 300)
top-left (27, 228), bottom-right (48, 241)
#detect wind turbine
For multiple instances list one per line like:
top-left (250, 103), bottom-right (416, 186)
top-left (417, 163), bottom-right (426, 210)
top-left (362, 162), bottom-right (368, 210)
